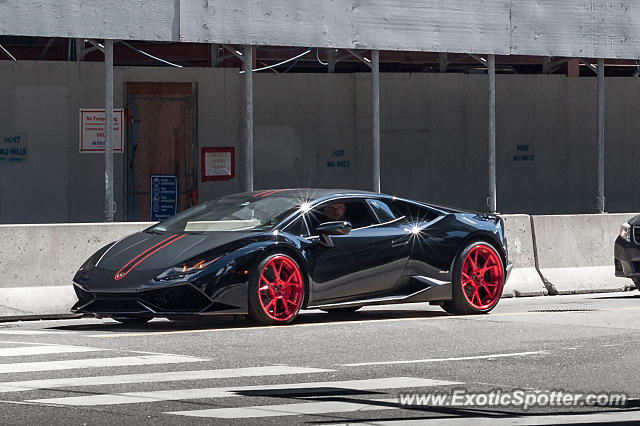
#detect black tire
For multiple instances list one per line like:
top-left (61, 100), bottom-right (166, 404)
top-left (112, 315), bottom-right (152, 325)
top-left (632, 278), bottom-right (640, 290)
top-left (321, 307), bottom-right (362, 314)
top-left (442, 241), bottom-right (505, 315)
top-left (247, 253), bottom-right (306, 325)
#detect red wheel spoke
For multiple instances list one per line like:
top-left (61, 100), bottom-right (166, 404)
top-left (259, 274), bottom-right (272, 286)
top-left (277, 261), bottom-right (284, 280)
top-left (271, 263), bottom-right (280, 281)
top-left (282, 298), bottom-right (290, 315)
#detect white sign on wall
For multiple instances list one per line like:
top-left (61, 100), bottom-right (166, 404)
top-left (79, 108), bottom-right (124, 153)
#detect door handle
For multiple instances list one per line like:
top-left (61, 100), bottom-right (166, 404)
top-left (391, 238), bottom-right (409, 248)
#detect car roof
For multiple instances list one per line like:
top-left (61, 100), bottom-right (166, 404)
top-left (239, 188), bottom-right (383, 203)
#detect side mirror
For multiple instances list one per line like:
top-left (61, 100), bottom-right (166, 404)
top-left (316, 221), bottom-right (352, 247)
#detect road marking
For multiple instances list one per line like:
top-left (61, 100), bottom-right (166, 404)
top-left (168, 397), bottom-right (398, 419)
top-left (0, 345), bottom-right (101, 357)
top-left (0, 330), bottom-right (61, 335)
top-left (87, 306), bottom-right (640, 338)
top-left (341, 351), bottom-right (549, 367)
top-left (28, 377), bottom-right (459, 406)
top-left (0, 354), bottom-right (207, 374)
top-left (0, 365), bottom-right (332, 393)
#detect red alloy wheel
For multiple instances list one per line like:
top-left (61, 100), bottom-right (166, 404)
top-left (460, 244), bottom-right (504, 310)
top-left (257, 255), bottom-right (304, 321)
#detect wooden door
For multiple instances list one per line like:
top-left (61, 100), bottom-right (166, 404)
top-left (126, 83), bottom-right (196, 221)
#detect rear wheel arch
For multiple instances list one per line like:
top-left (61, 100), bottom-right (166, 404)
top-left (452, 231), bottom-right (507, 271)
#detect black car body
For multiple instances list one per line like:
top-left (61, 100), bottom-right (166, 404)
top-left (72, 189), bottom-right (512, 325)
top-left (614, 215), bottom-right (640, 288)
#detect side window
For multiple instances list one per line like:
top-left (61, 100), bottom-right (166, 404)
top-left (282, 216), bottom-right (309, 237)
top-left (367, 199), bottom-right (399, 223)
top-left (306, 199), bottom-right (378, 234)
top-left (391, 200), bottom-right (439, 222)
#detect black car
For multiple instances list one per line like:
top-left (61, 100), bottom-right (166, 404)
top-left (615, 216), bottom-right (640, 287)
top-left (72, 189), bottom-right (512, 325)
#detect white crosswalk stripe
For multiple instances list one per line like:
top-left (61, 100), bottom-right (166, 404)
top-left (28, 377), bottom-right (459, 406)
top-left (0, 365), bottom-right (332, 393)
top-left (0, 342), bottom-right (463, 420)
top-left (0, 354), bottom-right (207, 374)
top-left (168, 398), bottom-right (399, 419)
top-left (0, 330), bottom-right (62, 335)
top-left (0, 345), bottom-right (101, 357)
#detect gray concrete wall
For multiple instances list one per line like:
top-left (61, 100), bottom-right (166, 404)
top-left (2, 62), bottom-right (640, 223)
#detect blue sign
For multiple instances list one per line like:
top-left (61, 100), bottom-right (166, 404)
top-left (150, 174), bottom-right (178, 221)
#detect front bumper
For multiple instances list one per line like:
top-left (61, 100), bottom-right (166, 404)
top-left (71, 281), bottom-right (248, 317)
top-left (614, 236), bottom-right (640, 278)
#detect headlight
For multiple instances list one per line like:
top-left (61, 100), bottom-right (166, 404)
top-left (155, 255), bottom-right (223, 281)
top-left (619, 223), bottom-right (631, 242)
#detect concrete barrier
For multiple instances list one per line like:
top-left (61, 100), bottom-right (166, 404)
top-left (531, 214), bottom-right (637, 295)
top-left (0, 222), bottom-right (153, 318)
top-left (500, 215), bottom-right (548, 297)
top-left (1, 214), bottom-right (638, 319)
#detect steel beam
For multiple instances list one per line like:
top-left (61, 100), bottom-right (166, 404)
top-left (372, 50), bottom-right (380, 193)
top-left (597, 58), bottom-right (605, 213)
top-left (104, 39), bottom-right (115, 222)
top-left (243, 44), bottom-right (254, 192)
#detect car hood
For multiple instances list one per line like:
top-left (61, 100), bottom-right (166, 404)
top-left (78, 231), bottom-right (261, 292)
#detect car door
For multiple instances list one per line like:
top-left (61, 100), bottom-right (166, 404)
top-left (305, 198), bottom-right (411, 303)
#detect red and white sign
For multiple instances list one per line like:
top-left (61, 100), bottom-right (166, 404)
top-left (79, 108), bottom-right (124, 153)
top-left (202, 147), bottom-right (235, 181)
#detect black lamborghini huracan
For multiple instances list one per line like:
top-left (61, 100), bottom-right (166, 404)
top-left (72, 189), bottom-right (512, 325)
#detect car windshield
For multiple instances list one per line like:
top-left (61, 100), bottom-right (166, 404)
top-left (148, 194), bottom-right (304, 233)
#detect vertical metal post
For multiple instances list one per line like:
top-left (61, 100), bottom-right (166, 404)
top-left (439, 53), bottom-right (448, 72)
top-left (488, 54), bottom-right (497, 214)
top-left (327, 48), bottom-right (336, 73)
top-left (372, 50), bottom-right (380, 193)
top-left (597, 58), bottom-right (605, 213)
top-left (75, 38), bottom-right (85, 61)
top-left (104, 39), bottom-right (115, 222)
top-left (243, 44), bottom-right (254, 192)
top-left (210, 44), bottom-right (219, 67)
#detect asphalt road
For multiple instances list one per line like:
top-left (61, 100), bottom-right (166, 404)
top-left (1, 292), bottom-right (640, 425)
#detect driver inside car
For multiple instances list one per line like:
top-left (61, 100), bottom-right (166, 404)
top-left (323, 202), bottom-right (346, 221)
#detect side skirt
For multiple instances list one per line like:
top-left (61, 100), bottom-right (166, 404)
top-left (307, 276), bottom-right (452, 310)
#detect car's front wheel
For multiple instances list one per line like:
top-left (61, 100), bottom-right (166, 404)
top-left (442, 241), bottom-right (505, 315)
top-left (248, 253), bottom-right (305, 325)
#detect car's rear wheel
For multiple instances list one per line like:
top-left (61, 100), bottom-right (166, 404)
top-left (112, 315), bottom-right (152, 325)
top-left (248, 253), bottom-right (305, 325)
top-left (442, 241), bottom-right (504, 315)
